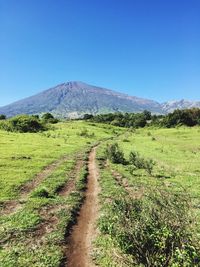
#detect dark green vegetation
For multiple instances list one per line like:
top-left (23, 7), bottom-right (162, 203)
top-left (0, 114), bottom-right (46, 133)
top-left (1, 115), bottom-right (200, 266)
top-left (89, 107), bottom-right (200, 128)
top-left (0, 114), bottom-right (6, 120)
top-left (0, 113), bottom-right (59, 133)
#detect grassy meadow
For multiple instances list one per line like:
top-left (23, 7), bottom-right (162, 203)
top-left (0, 120), bottom-right (200, 266)
top-left (95, 126), bottom-right (200, 266)
top-left (0, 121), bottom-right (124, 266)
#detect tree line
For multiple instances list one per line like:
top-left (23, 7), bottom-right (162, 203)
top-left (84, 108), bottom-right (200, 128)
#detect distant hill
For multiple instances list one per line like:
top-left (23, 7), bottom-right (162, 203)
top-left (0, 81), bottom-right (199, 118)
top-left (162, 99), bottom-right (200, 113)
top-left (0, 81), bottom-right (162, 118)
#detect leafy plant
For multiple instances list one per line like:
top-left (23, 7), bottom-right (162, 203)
top-left (101, 190), bottom-right (200, 266)
top-left (41, 113), bottom-right (59, 124)
top-left (129, 150), bottom-right (155, 175)
top-left (0, 114), bottom-right (46, 133)
top-left (77, 128), bottom-right (95, 137)
top-left (105, 143), bottom-right (125, 164)
top-left (0, 114), bottom-right (6, 120)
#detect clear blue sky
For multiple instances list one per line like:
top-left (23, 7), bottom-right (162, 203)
top-left (0, 0), bottom-right (200, 106)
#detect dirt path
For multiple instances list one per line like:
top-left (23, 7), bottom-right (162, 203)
top-left (0, 157), bottom-right (84, 248)
top-left (0, 155), bottom-right (68, 216)
top-left (65, 147), bottom-right (99, 267)
top-left (59, 157), bottom-right (83, 197)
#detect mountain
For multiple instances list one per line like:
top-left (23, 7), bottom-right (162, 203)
top-left (0, 81), bottom-right (199, 118)
top-left (0, 81), bottom-right (163, 118)
top-left (162, 99), bottom-right (200, 113)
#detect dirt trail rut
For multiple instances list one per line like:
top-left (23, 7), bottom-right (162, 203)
top-left (0, 156), bottom-right (68, 216)
top-left (66, 147), bottom-right (99, 267)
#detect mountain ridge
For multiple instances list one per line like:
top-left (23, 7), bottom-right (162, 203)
top-left (0, 81), bottom-right (199, 118)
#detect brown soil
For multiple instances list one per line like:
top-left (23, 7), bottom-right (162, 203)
top-left (65, 147), bottom-right (99, 267)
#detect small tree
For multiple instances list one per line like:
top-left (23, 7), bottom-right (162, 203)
top-left (0, 114), bottom-right (6, 120)
top-left (83, 114), bottom-right (94, 120)
top-left (105, 143), bottom-right (125, 164)
top-left (129, 150), bottom-right (155, 175)
top-left (41, 113), bottom-right (58, 123)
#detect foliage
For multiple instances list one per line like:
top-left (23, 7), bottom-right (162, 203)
top-left (41, 112), bottom-right (59, 124)
top-left (89, 108), bottom-right (200, 128)
top-left (91, 111), bottom-right (149, 128)
top-left (101, 190), bottom-right (200, 266)
top-left (31, 187), bottom-right (53, 198)
top-left (105, 143), bottom-right (126, 164)
top-left (129, 150), bottom-right (155, 175)
top-left (151, 108), bottom-right (200, 128)
top-left (83, 114), bottom-right (94, 120)
top-left (78, 128), bottom-right (95, 137)
top-left (0, 114), bottom-right (6, 120)
top-left (0, 114), bottom-right (46, 133)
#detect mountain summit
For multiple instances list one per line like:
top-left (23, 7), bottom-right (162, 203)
top-left (1, 81), bottom-right (199, 118)
top-left (0, 81), bottom-right (162, 118)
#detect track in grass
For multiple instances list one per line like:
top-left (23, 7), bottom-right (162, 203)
top-left (0, 155), bottom-right (68, 216)
top-left (32, 157), bottom-right (84, 241)
top-left (0, 156), bottom-right (84, 248)
top-left (64, 147), bottom-right (99, 267)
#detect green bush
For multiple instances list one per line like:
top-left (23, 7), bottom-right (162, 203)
top-left (41, 113), bottom-right (59, 123)
top-left (105, 143), bottom-right (125, 164)
top-left (0, 115), bottom-right (46, 133)
top-left (129, 150), bottom-right (155, 175)
top-left (78, 128), bottom-right (95, 137)
top-left (100, 190), bottom-right (200, 266)
top-left (0, 114), bottom-right (6, 120)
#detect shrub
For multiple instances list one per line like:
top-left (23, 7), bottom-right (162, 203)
top-left (31, 187), bottom-right (53, 198)
top-left (78, 128), bottom-right (95, 137)
top-left (83, 114), bottom-right (94, 120)
top-left (101, 190), bottom-right (200, 266)
top-left (41, 113), bottom-right (59, 123)
top-left (0, 114), bottom-right (6, 120)
top-left (105, 143), bottom-right (125, 164)
top-left (0, 115), bottom-right (46, 133)
top-left (129, 150), bottom-right (155, 175)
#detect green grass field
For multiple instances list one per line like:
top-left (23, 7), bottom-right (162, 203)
top-left (1, 122), bottom-right (200, 266)
top-left (95, 126), bottom-right (200, 266)
top-left (0, 121), bottom-right (124, 266)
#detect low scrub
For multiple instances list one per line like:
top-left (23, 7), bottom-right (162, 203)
top-left (0, 115), bottom-right (46, 133)
top-left (105, 143), bottom-right (126, 164)
top-left (41, 112), bottom-right (59, 124)
top-left (100, 189), bottom-right (200, 266)
top-left (78, 128), bottom-right (95, 138)
top-left (129, 150), bottom-right (155, 175)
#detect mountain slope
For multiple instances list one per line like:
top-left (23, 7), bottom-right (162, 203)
top-left (162, 99), bottom-right (200, 113)
top-left (0, 81), bottom-right (162, 118)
